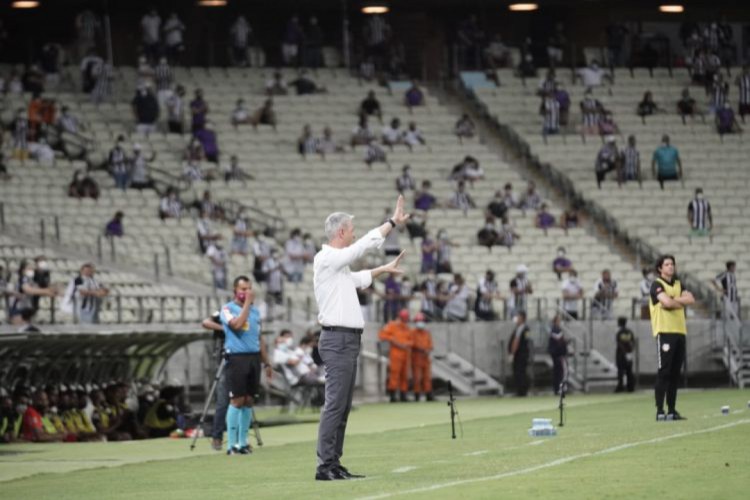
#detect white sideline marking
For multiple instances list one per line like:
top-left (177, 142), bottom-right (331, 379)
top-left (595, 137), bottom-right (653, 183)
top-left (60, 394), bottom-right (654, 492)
top-left (463, 450), bottom-right (489, 456)
top-left (392, 466), bottom-right (417, 474)
top-left (528, 440), bottom-right (546, 446)
top-left (358, 419), bottom-right (750, 500)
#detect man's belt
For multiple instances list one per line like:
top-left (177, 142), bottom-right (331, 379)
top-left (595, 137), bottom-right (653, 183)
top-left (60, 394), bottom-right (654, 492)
top-left (322, 326), bottom-right (364, 334)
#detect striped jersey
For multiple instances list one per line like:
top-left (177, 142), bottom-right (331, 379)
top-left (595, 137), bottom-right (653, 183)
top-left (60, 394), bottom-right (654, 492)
top-left (154, 62), bottom-right (173, 91)
top-left (687, 197), bottom-right (711, 230)
top-left (715, 271), bottom-right (738, 303)
top-left (542, 97), bottom-right (560, 131)
top-left (736, 74), bottom-right (750, 105)
top-left (621, 145), bottom-right (640, 179)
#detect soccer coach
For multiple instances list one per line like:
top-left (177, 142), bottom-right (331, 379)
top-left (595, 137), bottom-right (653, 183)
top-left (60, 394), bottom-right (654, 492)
top-left (314, 195), bottom-right (409, 481)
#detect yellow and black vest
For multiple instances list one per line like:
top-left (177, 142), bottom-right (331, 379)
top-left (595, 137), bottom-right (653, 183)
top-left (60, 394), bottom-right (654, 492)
top-left (649, 277), bottom-right (687, 336)
top-left (144, 400), bottom-right (176, 430)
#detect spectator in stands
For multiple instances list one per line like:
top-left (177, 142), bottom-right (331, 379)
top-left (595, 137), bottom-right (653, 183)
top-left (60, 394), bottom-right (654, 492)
top-left (561, 270), bottom-right (583, 319)
top-left (261, 248), bottom-right (285, 310)
top-left (22, 390), bottom-right (63, 442)
top-left (436, 229), bottom-right (456, 273)
top-left (406, 210), bottom-right (426, 241)
top-left (136, 55), bottom-right (155, 88)
top-left (713, 261), bottom-right (739, 315)
top-left (71, 263), bottom-right (109, 324)
top-left (597, 111), bottom-right (620, 138)
top-left (317, 127), bottom-right (344, 157)
top-left (303, 17), bottom-right (324, 69)
top-left (159, 188), bottom-right (182, 220)
top-left (554, 82), bottom-right (571, 126)
top-left (265, 70), bottom-right (289, 96)
top-left (404, 80), bottom-right (424, 110)
top-left (190, 88), bottom-right (209, 133)
top-left (231, 98), bottom-right (251, 127)
top-left (552, 247), bottom-right (574, 279)
top-left (560, 207), bottom-right (579, 229)
top-left (195, 123), bottom-right (220, 163)
top-left (639, 267), bottom-right (654, 319)
top-left (0, 153), bottom-right (9, 181)
top-left (687, 187), bottom-right (713, 236)
top-left (716, 101), bottom-right (742, 135)
top-left (580, 88), bottom-right (604, 135)
top-left (538, 68), bottom-right (558, 96)
top-left (206, 242), bottom-right (228, 290)
top-left (637, 91), bottom-right (664, 123)
top-left (476, 216), bottom-right (499, 249)
top-left (11, 108), bottom-right (29, 160)
top-left (290, 69), bottom-right (325, 95)
top-left (651, 134), bottom-right (683, 190)
top-left (105, 212), bottom-right (124, 237)
top-left (360, 90), bottom-right (382, 122)
top-left (414, 180), bottom-right (438, 211)
top-left (382, 118), bottom-right (404, 149)
top-left (497, 214), bottom-right (520, 248)
top-left (17, 308), bottom-right (41, 333)
top-left (182, 158), bottom-right (205, 183)
top-left (250, 98), bottom-right (277, 131)
top-left (620, 135), bottom-right (641, 183)
top-left (736, 65), bottom-right (750, 124)
top-left (75, 9), bottom-right (100, 60)
top-left (456, 14), bottom-right (484, 69)
top-left (130, 143), bottom-right (157, 190)
top-left (484, 33), bottom-right (511, 70)
top-left (450, 155), bottom-right (484, 185)
top-left (166, 84), bottom-right (186, 134)
top-left (576, 60), bottom-right (610, 88)
top-left (284, 228), bottom-right (306, 283)
top-left (547, 23), bottom-right (567, 67)
top-left (509, 264), bottom-right (533, 316)
top-left (197, 211), bottom-right (221, 254)
top-left (535, 203), bottom-right (556, 230)
top-left (710, 73), bottom-right (729, 113)
top-left (677, 88), bottom-right (705, 125)
top-left (67, 170), bottom-right (99, 199)
top-left (595, 135), bottom-right (620, 188)
top-left (474, 270), bottom-right (501, 321)
top-left (28, 137), bottom-right (56, 166)
top-left (404, 122), bottom-right (426, 151)
top-left (7, 69), bottom-right (23, 95)
top-left (281, 16), bottom-right (304, 66)
top-left (444, 274), bottom-right (470, 322)
top-left (351, 115), bottom-right (375, 149)
top-left (448, 180), bottom-right (476, 211)
top-left (486, 190), bottom-right (508, 220)
top-left (10, 260), bottom-right (57, 325)
top-left (395, 164), bottom-right (416, 194)
top-left (163, 12), bottom-right (186, 64)
top-left (298, 124), bottom-right (319, 158)
top-left (274, 331), bottom-right (325, 390)
top-left (454, 113), bottom-right (476, 142)
top-left (592, 269), bottom-right (618, 320)
top-left (541, 91), bottom-right (561, 136)
top-left (520, 180), bottom-right (541, 211)
top-left (230, 15), bottom-right (252, 67)
top-left (416, 229), bottom-right (437, 273)
top-left (141, 8), bottom-right (161, 63)
top-left (229, 214), bottom-right (252, 256)
top-left (22, 65), bottom-right (44, 95)
top-left (223, 155), bottom-right (250, 184)
top-left (132, 84), bottom-right (159, 136)
top-left (364, 138), bottom-right (389, 169)
top-left (57, 106), bottom-right (83, 135)
top-left (502, 182), bottom-right (518, 209)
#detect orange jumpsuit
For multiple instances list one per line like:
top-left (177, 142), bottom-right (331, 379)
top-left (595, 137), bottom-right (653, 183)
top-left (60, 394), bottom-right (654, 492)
top-left (378, 320), bottom-right (413, 392)
top-left (411, 327), bottom-right (433, 394)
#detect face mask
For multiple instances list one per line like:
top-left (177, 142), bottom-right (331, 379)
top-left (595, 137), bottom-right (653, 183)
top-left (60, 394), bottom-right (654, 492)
top-left (416, 322), bottom-right (426, 329)
top-left (235, 292), bottom-right (247, 303)
top-left (37, 261), bottom-right (48, 270)
top-left (304, 347), bottom-right (313, 356)
top-left (285, 338), bottom-right (294, 347)
top-left (16, 403), bottom-right (27, 414)
top-left (557, 251), bottom-right (565, 258)
top-left (49, 405), bottom-right (58, 415)
top-left (25, 270), bottom-right (35, 278)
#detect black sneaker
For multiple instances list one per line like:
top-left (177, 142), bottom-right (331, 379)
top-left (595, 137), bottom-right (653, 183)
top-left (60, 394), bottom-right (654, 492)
top-left (238, 445), bottom-right (253, 454)
top-left (227, 447), bottom-right (239, 455)
top-left (656, 411), bottom-right (666, 422)
top-left (337, 465), bottom-right (365, 479)
top-left (667, 412), bottom-right (687, 421)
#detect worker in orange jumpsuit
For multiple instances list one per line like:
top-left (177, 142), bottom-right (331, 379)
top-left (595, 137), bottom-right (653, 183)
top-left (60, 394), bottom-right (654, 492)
top-left (378, 309), bottom-right (413, 402)
top-left (411, 312), bottom-right (434, 401)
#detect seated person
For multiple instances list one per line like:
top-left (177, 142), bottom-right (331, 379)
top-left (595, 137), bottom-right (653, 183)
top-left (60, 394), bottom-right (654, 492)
top-left (716, 101), bottom-right (742, 135)
top-left (182, 159), bottom-right (205, 182)
top-left (554, 83), bottom-right (571, 126)
top-left (486, 190), bottom-right (508, 220)
top-left (484, 34), bottom-right (511, 69)
top-left (414, 180), bottom-right (437, 211)
top-left (637, 91), bottom-right (662, 119)
top-left (477, 216), bottom-right (499, 249)
top-left (273, 331), bottom-right (325, 388)
top-left (404, 80), bottom-right (424, 109)
top-left (194, 124), bottom-right (219, 163)
top-left (231, 98), bottom-right (251, 127)
top-left (250, 99), bottom-right (277, 130)
top-left (105, 211), bottom-right (124, 237)
top-left (595, 136), bottom-right (620, 188)
top-left (552, 246), bottom-right (574, 279)
top-left (364, 139), bottom-right (389, 169)
top-left (298, 124), bottom-right (320, 158)
top-left (536, 203), bottom-right (556, 229)
top-left (351, 115), bottom-right (375, 148)
top-left (22, 390), bottom-right (63, 442)
top-left (677, 88), bottom-right (704, 124)
top-left (560, 207), bottom-right (579, 229)
top-left (317, 126), bottom-right (344, 157)
top-left (447, 180), bottom-right (476, 211)
top-left (289, 69), bottom-right (325, 95)
top-left (395, 164), bottom-right (416, 193)
top-left (580, 89), bottom-right (605, 135)
top-left (381, 118), bottom-right (404, 149)
top-left (403, 121), bottom-right (426, 150)
top-left (359, 90), bottom-right (382, 122)
top-left (597, 111), bottom-right (619, 138)
top-left (265, 70), bottom-right (288, 95)
top-left (159, 188), bottom-right (182, 219)
top-left (454, 113), bottom-right (476, 140)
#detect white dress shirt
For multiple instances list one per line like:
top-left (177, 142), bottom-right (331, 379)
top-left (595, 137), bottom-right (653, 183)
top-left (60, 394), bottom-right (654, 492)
top-left (314, 228), bottom-right (384, 328)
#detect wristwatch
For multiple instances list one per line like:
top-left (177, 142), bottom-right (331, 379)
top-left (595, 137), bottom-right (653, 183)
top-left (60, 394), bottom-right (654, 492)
top-left (387, 218), bottom-right (396, 228)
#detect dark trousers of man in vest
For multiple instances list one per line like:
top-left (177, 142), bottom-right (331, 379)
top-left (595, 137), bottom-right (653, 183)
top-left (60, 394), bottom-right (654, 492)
top-left (655, 333), bottom-right (686, 414)
top-left (513, 356), bottom-right (529, 397)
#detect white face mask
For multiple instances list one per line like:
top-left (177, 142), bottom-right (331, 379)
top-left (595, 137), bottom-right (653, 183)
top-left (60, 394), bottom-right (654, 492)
top-left (416, 322), bottom-right (426, 329)
top-left (37, 261), bottom-right (48, 270)
top-left (16, 403), bottom-right (27, 414)
top-left (557, 251), bottom-right (565, 258)
top-left (25, 270), bottom-right (35, 278)
top-left (285, 337), bottom-right (294, 347)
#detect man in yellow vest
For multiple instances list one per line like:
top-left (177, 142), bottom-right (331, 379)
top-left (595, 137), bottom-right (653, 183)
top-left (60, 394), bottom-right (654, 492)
top-left (649, 255), bottom-right (694, 421)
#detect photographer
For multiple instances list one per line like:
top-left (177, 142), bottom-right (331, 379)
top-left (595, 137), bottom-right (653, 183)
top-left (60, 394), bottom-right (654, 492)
top-left (615, 317), bottom-right (636, 393)
top-left (547, 314), bottom-right (568, 395)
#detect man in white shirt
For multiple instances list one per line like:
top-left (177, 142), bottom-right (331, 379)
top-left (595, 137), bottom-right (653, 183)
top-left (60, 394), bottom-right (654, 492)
top-left (576, 60), bottom-right (611, 88)
top-left (206, 243), bottom-right (228, 290)
top-left (162, 12), bottom-right (185, 63)
top-left (141, 9), bottom-right (161, 63)
top-left (561, 270), bottom-right (584, 319)
top-left (314, 195), bottom-right (409, 481)
top-left (444, 274), bottom-right (470, 321)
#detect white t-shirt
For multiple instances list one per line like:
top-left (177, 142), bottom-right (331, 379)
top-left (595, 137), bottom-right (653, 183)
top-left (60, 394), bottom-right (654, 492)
top-left (404, 129), bottom-right (424, 146)
top-left (273, 345), bottom-right (310, 386)
top-left (445, 284), bottom-right (470, 319)
top-left (141, 14), bottom-right (161, 44)
top-left (577, 66), bottom-right (605, 87)
top-left (262, 256), bottom-right (283, 293)
top-left (206, 244), bottom-right (227, 270)
top-left (561, 278), bottom-right (583, 313)
top-left (163, 17), bottom-right (185, 46)
top-left (382, 125), bottom-right (402, 143)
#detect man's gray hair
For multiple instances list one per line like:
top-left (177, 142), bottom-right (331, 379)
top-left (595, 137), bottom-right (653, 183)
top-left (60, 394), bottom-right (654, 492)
top-left (324, 212), bottom-right (354, 240)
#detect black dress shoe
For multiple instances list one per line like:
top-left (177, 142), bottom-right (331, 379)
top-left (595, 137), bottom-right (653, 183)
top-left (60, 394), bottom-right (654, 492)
top-left (315, 468), bottom-right (347, 481)
top-left (337, 465), bottom-right (365, 479)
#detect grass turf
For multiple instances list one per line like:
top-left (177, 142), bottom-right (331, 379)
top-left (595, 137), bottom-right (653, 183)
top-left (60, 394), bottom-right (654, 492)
top-left (1, 389), bottom-right (749, 499)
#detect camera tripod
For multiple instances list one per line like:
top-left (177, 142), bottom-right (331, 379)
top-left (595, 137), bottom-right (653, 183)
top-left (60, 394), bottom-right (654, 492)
top-left (558, 358), bottom-right (570, 427)
top-left (447, 380), bottom-right (462, 439)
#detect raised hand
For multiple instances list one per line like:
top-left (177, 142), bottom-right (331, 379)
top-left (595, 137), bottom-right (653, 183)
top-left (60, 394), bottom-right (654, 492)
top-left (383, 250), bottom-right (406, 275)
top-left (392, 195), bottom-right (411, 226)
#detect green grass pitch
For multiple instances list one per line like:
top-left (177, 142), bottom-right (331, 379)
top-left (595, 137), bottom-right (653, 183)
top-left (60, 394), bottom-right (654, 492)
top-left (2, 389), bottom-right (749, 499)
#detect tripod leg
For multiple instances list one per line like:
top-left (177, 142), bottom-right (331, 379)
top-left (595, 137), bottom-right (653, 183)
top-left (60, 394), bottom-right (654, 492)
top-left (190, 358), bottom-right (226, 451)
top-left (250, 406), bottom-right (263, 446)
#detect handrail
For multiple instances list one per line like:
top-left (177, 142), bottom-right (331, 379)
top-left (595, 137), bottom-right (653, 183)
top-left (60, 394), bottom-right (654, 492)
top-left (218, 198), bottom-right (287, 235)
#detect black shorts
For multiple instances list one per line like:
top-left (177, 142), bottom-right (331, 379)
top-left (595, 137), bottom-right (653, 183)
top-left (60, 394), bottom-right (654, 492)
top-left (226, 353), bottom-right (261, 399)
